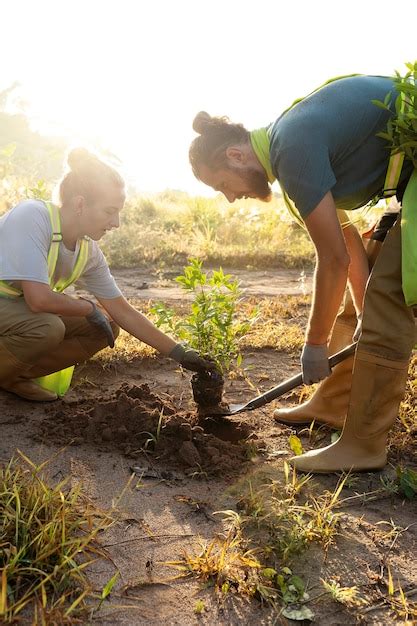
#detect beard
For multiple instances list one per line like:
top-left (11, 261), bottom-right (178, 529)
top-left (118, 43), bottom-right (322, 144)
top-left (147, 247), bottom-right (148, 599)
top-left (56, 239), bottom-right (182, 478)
top-left (230, 165), bottom-right (272, 201)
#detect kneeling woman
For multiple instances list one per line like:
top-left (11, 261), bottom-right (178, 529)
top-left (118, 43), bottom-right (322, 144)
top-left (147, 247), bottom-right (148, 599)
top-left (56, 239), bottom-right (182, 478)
top-left (0, 148), bottom-right (210, 401)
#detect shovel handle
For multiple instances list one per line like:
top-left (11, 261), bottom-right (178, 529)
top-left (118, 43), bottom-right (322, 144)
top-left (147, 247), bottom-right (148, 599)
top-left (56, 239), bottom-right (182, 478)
top-left (245, 343), bottom-right (357, 411)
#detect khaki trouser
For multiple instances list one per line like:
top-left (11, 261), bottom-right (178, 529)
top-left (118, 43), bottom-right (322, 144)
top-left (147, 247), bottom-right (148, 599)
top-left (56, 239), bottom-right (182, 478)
top-left (0, 297), bottom-right (119, 378)
top-left (360, 218), bottom-right (416, 362)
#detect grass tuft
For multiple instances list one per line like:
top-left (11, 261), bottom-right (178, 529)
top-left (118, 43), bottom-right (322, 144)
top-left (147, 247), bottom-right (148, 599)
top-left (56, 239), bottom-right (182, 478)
top-left (0, 452), bottom-right (113, 623)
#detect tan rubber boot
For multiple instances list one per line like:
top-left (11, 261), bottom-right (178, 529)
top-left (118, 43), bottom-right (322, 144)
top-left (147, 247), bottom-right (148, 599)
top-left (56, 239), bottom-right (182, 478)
top-left (0, 343), bottom-right (57, 402)
top-left (273, 320), bottom-right (355, 429)
top-left (290, 352), bottom-right (409, 473)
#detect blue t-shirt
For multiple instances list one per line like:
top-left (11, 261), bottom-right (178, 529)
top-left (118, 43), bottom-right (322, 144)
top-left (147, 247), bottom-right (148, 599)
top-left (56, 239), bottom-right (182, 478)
top-left (269, 75), bottom-right (413, 218)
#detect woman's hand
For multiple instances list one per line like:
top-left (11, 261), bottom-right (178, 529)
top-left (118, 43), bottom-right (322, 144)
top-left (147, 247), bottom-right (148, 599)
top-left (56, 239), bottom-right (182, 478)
top-left (83, 299), bottom-right (115, 348)
top-left (169, 344), bottom-right (217, 373)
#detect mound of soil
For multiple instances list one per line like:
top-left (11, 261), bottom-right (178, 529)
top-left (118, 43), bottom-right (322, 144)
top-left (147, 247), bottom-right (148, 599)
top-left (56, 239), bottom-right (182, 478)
top-left (33, 383), bottom-right (255, 474)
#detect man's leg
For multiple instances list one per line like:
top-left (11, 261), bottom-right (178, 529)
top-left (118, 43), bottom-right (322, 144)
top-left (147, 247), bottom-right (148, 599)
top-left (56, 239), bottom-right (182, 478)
top-left (291, 218), bottom-right (415, 473)
top-left (274, 237), bottom-right (382, 429)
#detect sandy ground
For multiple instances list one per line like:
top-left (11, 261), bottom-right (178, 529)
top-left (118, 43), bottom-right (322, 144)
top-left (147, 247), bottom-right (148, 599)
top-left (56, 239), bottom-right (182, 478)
top-left (2, 267), bottom-right (416, 625)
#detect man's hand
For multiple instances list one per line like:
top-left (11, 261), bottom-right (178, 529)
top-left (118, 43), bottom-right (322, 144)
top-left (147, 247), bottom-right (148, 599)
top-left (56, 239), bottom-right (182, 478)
top-left (301, 343), bottom-right (331, 384)
top-left (169, 344), bottom-right (216, 373)
top-left (83, 299), bottom-right (115, 348)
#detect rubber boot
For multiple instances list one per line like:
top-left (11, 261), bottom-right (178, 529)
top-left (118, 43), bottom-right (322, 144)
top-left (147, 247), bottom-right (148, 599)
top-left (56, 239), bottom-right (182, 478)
top-left (290, 351), bottom-right (409, 473)
top-left (273, 320), bottom-right (355, 429)
top-left (0, 343), bottom-right (57, 402)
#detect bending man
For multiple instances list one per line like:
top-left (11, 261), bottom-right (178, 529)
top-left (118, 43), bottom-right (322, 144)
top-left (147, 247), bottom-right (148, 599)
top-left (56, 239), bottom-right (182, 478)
top-left (188, 74), bottom-right (416, 473)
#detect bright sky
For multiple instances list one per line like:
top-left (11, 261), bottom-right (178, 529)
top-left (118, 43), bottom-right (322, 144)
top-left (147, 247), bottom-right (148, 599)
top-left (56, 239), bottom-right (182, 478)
top-left (2, 0), bottom-right (417, 195)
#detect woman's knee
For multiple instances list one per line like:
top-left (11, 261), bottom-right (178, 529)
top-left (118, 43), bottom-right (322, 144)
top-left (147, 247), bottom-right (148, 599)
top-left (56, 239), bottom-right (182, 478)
top-left (37, 313), bottom-right (66, 348)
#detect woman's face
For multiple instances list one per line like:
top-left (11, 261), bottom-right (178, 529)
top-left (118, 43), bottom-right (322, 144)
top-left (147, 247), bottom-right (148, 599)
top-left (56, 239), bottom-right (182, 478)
top-left (80, 183), bottom-right (126, 241)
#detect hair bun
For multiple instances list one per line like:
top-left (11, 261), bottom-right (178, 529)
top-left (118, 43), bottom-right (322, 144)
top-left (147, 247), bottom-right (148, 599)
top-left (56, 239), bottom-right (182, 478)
top-left (67, 147), bottom-right (95, 171)
top-left (192, 111), bottom-right (213, 135)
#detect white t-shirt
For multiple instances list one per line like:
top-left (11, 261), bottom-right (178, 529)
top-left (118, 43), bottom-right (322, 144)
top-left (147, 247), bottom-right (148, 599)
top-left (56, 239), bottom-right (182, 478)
top-left (0, 200), bottom-right (122, 300)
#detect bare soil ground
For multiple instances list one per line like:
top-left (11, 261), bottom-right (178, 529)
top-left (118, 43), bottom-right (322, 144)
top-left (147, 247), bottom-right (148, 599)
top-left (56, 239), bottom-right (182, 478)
top-left (1, 267), bottom-right (416, 625)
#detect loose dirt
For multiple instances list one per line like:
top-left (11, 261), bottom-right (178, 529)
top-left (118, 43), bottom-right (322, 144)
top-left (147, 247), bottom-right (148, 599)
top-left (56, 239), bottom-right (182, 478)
top-left (34, 382), bottom-right (254, 474)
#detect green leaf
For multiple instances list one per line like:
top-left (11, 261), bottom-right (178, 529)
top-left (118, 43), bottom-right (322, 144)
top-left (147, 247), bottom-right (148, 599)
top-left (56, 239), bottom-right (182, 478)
top-left (262, 567), bottom-right (277, 579)
top-left (101, 570), bottom-right (119, 600)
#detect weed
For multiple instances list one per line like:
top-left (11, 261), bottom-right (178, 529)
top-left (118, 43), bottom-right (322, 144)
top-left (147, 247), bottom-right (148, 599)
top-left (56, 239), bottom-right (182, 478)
top-left (321, 578), bottom-right (367, 607)
top-left (194, 599), bottom-right (206, 614)
top-left (165, 524), bottom-right (262, 596)
top-left (395, 466), bottom-right (417, 499)
top-left (0, 452), bottom-right (113, 623)
top-left (138, 408), bottom-right (165, 452)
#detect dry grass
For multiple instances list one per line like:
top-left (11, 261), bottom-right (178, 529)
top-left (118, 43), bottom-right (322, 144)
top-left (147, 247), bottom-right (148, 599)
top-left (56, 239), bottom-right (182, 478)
top-left (0, 452), bottom-right (114, 624)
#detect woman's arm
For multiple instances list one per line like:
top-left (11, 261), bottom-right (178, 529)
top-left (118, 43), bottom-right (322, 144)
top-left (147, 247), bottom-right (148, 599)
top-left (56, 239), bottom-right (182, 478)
top-left (22, 282), bottom-right (94, 316)
top-left (98, 295), bottom-right (177, 355)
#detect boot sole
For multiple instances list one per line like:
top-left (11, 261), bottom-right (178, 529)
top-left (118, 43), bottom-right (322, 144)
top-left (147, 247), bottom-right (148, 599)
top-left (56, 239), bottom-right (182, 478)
top-left (275, 415), bottom-right (344, 429)
top-left (2, 389), bottom-right (58, 402)
top-left (291, 454), bottom-right (387, 474)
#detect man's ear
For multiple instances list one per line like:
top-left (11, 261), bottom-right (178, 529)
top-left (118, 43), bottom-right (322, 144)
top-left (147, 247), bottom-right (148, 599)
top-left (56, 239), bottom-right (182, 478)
top-left (226, 146), bottom-right (246, 165)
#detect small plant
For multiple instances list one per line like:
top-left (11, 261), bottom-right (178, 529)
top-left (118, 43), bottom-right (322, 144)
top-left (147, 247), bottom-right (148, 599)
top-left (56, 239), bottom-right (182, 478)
top-left (395, 466), bottom-right (417, 499)
top-left (151, 257), bottom-right (254, 374)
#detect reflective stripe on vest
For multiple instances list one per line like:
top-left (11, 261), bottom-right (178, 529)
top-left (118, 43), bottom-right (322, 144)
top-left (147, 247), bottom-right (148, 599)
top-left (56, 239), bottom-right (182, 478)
top-left (0, 201), bottom-right (90, 297)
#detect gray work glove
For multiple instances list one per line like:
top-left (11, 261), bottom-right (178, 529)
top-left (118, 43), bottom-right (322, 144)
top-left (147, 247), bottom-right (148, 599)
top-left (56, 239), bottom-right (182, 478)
top-left (301, 343), bottom-right (331, 385)
top-left (169, 344), bottom-right (216, 373)
top-left (352, 312), bottom-right (363, 342)
top-left (83, 299), bottom-right (115, 348)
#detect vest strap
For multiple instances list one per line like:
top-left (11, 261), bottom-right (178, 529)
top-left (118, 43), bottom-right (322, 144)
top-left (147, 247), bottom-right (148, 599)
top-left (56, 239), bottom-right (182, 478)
top-left (0, 201), bottom-right (90, 298)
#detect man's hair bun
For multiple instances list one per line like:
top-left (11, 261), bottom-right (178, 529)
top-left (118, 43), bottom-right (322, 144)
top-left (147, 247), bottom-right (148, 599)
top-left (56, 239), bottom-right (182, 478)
top-left (192, 111), bottom-right (213, 135)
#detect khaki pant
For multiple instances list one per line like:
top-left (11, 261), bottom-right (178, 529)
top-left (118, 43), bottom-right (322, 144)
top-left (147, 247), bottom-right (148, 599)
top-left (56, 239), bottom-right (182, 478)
top-left (360, 218), bottom-right (416, 361)
top-left (0, 297), bottom-right (119, 378)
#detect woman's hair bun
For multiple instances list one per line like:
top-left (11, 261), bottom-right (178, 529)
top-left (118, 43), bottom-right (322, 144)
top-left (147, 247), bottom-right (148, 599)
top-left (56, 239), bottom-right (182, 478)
top-left (67, 147), bottom-right (95, 171)
top-left (192, 111), bottom-right (213, 135)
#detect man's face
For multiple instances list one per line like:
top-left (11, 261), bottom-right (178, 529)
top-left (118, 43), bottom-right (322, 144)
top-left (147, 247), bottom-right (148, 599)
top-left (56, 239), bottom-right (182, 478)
top-left (198, 163), bottom-right (272, 203)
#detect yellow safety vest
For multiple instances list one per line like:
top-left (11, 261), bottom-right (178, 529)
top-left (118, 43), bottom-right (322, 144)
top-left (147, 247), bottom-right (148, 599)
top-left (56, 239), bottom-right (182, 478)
top-left (0, 201), bottom-right (90, 297)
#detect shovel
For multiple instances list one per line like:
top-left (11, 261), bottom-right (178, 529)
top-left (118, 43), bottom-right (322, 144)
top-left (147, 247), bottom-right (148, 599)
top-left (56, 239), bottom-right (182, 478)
top-left (206, 343), bottom-right (357, 417)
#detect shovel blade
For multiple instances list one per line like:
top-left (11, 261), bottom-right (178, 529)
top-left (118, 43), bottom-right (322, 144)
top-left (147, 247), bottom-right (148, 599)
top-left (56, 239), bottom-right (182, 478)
top-left (204, 403), bottom-right (248, 417)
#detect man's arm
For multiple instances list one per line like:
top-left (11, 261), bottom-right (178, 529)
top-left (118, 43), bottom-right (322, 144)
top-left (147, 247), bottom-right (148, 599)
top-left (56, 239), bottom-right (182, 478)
top-left (303, 192), bottom-right (351, 345)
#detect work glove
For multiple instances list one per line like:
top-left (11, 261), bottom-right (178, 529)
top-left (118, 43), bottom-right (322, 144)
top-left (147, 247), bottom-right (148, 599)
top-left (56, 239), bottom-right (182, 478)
top-left (83, 299), bottom-right (115, 348)
top-left (169, 343), bottom-right (216, 373)
top-left (301, 343), bottom-right (331, 385)
top-left (352, 312), bottom-right (363, 342)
